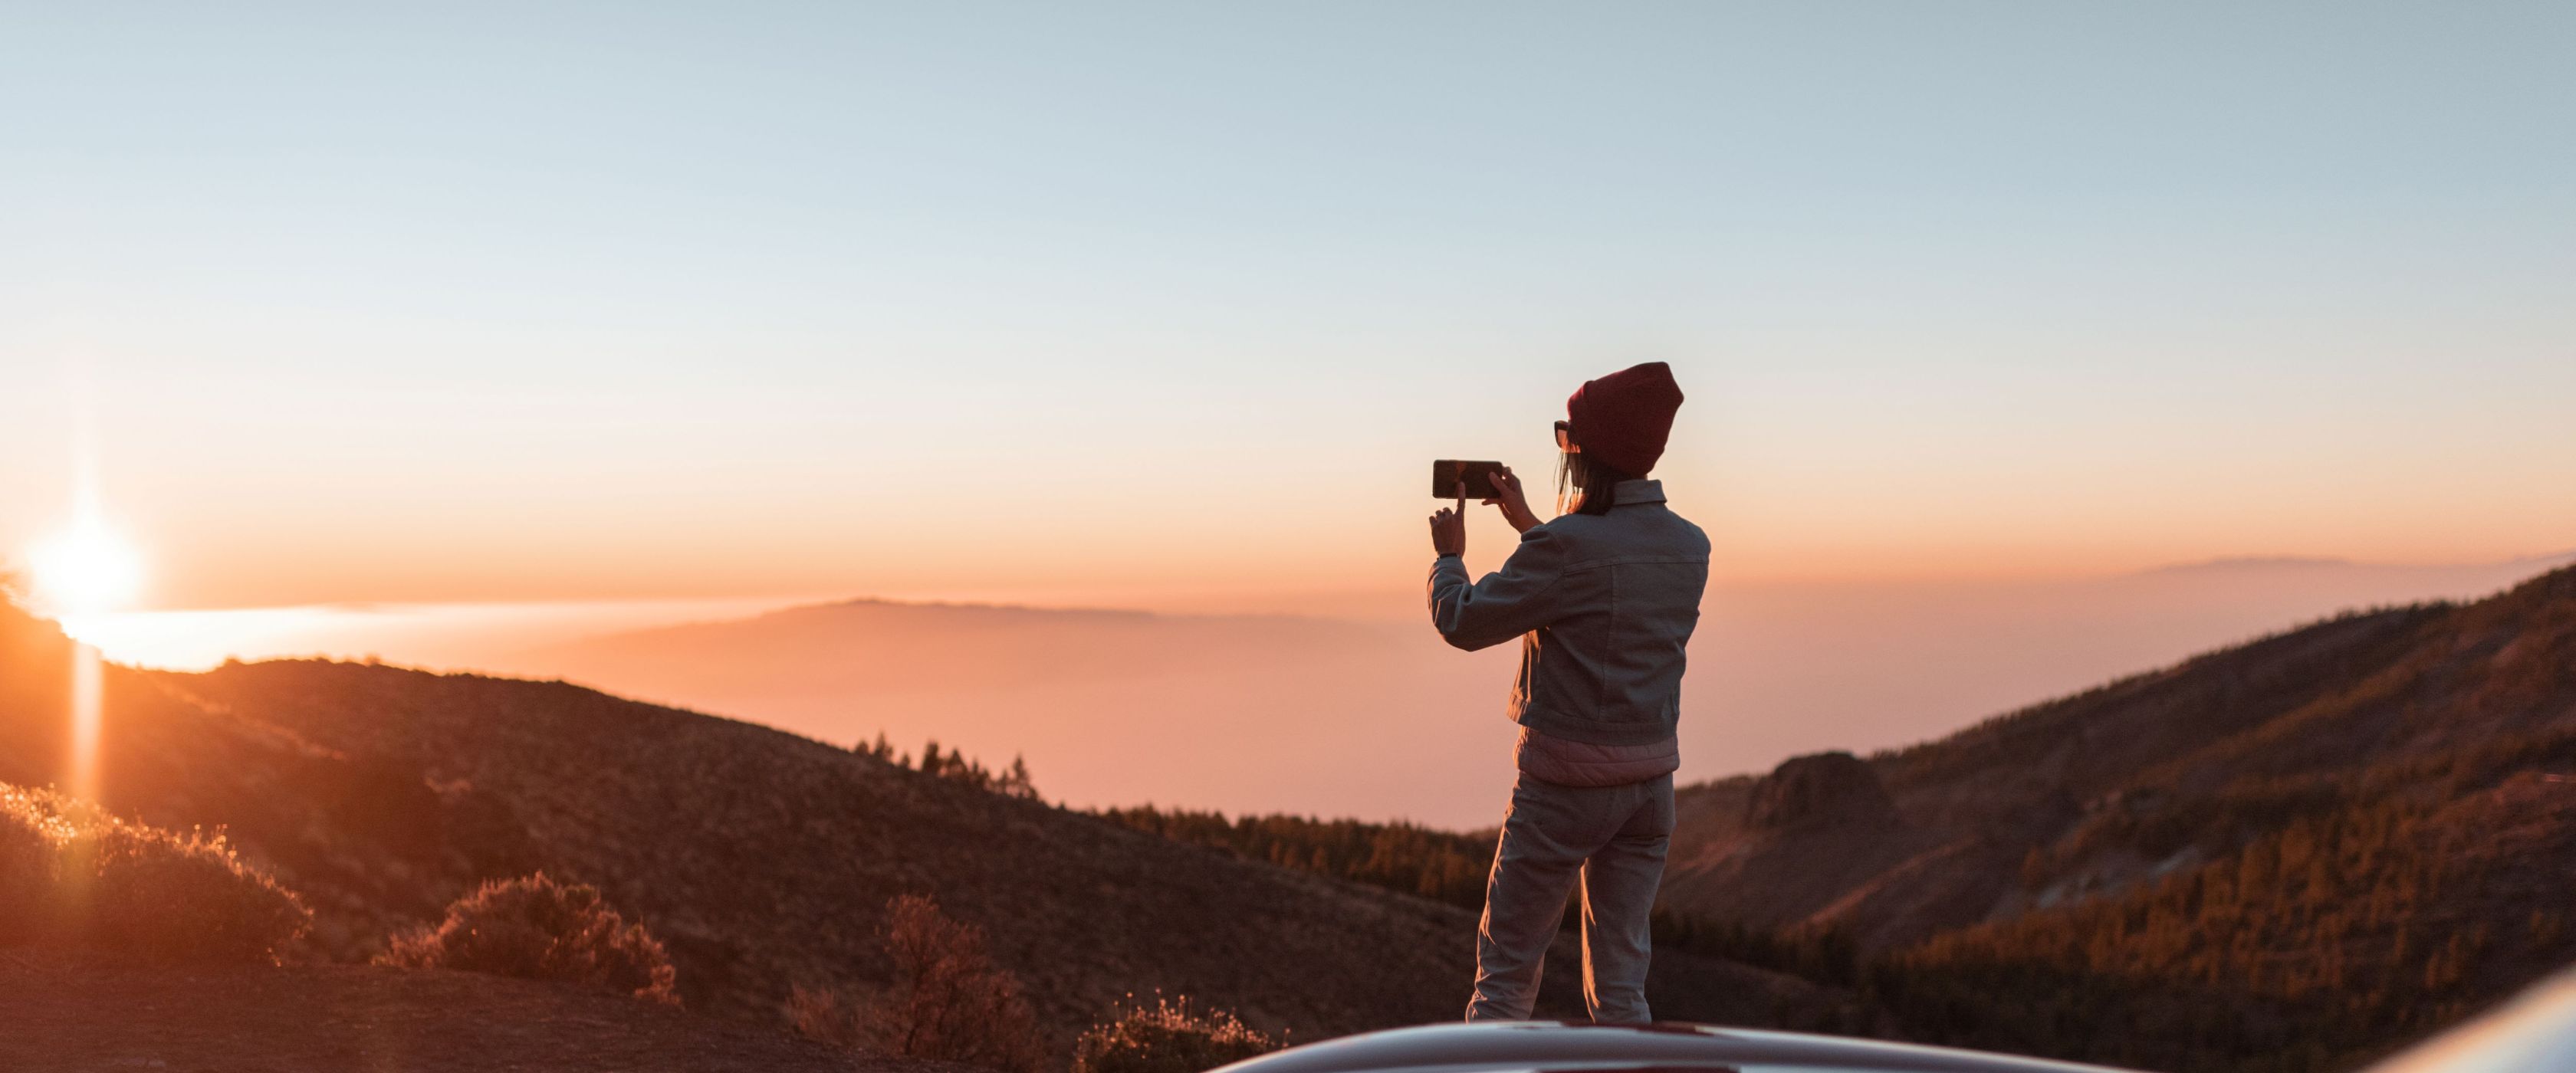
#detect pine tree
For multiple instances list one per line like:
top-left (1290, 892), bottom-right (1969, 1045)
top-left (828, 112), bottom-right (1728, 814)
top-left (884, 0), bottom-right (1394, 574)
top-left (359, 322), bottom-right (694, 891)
top-left (1001, 754), bottom-right (1038, 799)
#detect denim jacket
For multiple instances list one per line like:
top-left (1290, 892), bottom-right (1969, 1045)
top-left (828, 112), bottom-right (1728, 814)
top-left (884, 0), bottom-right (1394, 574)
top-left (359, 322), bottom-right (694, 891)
top-left (1428, 479), bottom-right (1710, 747)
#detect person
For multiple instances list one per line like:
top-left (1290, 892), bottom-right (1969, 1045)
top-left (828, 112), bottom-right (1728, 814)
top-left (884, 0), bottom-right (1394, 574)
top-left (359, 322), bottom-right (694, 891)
top-left (1425, 361), bottom-right (1708, 1024)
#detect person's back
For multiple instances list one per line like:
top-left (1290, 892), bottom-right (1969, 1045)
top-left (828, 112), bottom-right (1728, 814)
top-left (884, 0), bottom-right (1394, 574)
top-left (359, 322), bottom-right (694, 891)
top-left (1423, 362), bottom-right (1707, 1023)
top-left (1437, 484), bottom-right (1708, 748)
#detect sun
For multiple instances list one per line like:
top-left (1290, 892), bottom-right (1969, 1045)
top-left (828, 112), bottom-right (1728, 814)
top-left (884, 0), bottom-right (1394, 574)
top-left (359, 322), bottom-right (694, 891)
top-left (25, 514), bottom-right (145, 615)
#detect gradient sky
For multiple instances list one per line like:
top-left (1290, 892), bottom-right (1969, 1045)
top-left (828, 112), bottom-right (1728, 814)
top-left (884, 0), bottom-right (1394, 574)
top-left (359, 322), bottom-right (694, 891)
top-left (3, 2), bottom-right (2571, 615)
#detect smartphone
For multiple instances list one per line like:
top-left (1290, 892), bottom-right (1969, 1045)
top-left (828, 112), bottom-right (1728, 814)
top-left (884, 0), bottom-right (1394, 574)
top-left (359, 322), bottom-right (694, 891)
top-left (1431, 460), bottom-right (1508, 499)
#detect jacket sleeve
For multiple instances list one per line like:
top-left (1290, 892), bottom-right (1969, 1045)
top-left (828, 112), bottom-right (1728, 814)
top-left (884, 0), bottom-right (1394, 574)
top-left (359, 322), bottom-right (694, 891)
top-left (1426, 525), bottom-right (1572, 651)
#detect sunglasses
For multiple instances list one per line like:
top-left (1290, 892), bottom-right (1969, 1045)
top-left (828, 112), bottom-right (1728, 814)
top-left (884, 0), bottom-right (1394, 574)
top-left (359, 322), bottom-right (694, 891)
top-left (1553, 420), bottom-right (1573, 451)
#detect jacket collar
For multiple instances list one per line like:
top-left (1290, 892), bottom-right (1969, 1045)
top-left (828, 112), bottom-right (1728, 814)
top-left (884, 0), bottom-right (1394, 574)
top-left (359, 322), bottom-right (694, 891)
top-left (1611, 478), bottom-right (1666, 505)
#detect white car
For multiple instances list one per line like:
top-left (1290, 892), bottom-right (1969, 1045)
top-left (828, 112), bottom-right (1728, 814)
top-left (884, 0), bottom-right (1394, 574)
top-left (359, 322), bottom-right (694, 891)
top-left (1217, 970), bottom-right (2576, 1073)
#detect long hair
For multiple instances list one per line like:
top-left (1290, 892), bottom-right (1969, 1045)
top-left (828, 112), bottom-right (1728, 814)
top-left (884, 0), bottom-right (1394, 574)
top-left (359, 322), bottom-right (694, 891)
top-left (1555, 451), bottom-right (1635, 517)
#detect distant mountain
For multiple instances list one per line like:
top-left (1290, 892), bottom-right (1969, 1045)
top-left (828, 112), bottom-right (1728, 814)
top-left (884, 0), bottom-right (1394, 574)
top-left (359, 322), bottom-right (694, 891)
top-left (0, 601), bottom-right (1841, 1050)
top-left (2136, 556), bottom-right (2363, 572)
top-left (451, 555), bottom-right (2576, 830)
top-left (1658, 564), bottom-right (2576, 1070)
top-left (2137, 551), bottom-right (2575, 576)
top-left (491, 598), bottom-right (1520, 825)
top-left (2123, 551), bottom-right (2576, 595)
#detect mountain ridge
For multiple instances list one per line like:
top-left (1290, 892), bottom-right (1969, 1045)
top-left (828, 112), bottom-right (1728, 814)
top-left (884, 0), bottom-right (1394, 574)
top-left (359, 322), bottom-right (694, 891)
top-left (1654, 565), bottom-right (2576, 1068)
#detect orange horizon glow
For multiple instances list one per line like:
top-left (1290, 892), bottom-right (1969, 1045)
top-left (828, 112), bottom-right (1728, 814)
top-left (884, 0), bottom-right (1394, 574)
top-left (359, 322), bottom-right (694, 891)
top-left (14, 334), bottom-right (2574, 616)
top-left (35, 520), bottom-right (2572, 618)
top-left (19, 413), bottom-right (2570, 617)
top-left (14, 506), bottom-right (2574, 619)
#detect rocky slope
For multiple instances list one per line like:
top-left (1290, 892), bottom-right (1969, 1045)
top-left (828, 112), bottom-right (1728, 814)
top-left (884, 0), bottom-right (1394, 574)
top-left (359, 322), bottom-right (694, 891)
top-left (1662, 569), bottom-right (2576, 947)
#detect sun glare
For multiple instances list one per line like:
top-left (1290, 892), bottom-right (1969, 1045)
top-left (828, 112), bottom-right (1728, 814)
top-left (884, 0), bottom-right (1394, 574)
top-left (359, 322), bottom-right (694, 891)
top-left (27, 515), bottom-right (145, 615)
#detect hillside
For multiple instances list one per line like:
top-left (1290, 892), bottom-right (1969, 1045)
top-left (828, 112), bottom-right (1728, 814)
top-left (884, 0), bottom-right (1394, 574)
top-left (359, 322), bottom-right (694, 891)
top-left (1659, 564), bottom-right (2576, 1070)
top-left (12, 562), bottom-right (2570, 1072)
top-left (0, 953), bottom-right (917, 1073)
top-left (0, 601), bottom-right (1843, 1054)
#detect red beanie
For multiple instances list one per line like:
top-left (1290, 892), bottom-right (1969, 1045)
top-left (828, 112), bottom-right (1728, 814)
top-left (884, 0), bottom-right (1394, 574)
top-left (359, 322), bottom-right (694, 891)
top-left (1566, 362), bottom-right (1684, 477)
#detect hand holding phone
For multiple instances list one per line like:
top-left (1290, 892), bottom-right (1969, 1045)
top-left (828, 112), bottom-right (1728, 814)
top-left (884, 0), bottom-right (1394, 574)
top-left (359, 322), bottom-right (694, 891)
top-left (1433, 460), bottom-right (1539, 534)
top-left (1480, 467), bottom-right (1539, 533)
top-left (1431, 460), bottom-right (1508, 499)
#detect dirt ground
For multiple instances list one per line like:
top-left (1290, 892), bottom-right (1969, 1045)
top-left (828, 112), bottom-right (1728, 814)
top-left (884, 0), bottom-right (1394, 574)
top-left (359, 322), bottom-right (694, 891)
top-left (0, 953), bottom-right (947, 1073)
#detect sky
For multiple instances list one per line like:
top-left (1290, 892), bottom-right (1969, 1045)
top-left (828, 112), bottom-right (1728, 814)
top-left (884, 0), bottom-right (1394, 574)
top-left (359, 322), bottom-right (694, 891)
top-left (4, 2), bottom-right (2572, 621)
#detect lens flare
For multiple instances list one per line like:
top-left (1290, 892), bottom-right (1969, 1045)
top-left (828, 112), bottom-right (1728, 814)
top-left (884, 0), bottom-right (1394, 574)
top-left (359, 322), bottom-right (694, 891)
top-left (21, 512), bottom-right (140, 806)
top-left (22, 515), bottom-right (136, 803)
top-left (68, 642), bottom-right (103, 802)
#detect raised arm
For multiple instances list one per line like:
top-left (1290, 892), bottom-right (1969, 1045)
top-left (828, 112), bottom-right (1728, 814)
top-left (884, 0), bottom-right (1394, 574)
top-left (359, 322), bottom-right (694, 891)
top-left (1427, 525), bottom-right (1572, 651)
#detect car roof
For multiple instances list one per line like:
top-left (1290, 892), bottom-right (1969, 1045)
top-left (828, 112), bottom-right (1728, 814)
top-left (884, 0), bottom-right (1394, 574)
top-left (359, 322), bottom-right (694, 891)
top-left (1216, 1021), bottom-right (2137, 1073)
top-left (2363, 968), bottom-right (2576, 1073)
top-left (1219, 967), bottom-right (2576, 1073)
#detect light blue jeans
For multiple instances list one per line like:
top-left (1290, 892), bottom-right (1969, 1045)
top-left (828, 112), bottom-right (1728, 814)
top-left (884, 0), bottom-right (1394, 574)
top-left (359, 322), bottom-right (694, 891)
top-left (1465, 772), bottom-right (1675, 1023)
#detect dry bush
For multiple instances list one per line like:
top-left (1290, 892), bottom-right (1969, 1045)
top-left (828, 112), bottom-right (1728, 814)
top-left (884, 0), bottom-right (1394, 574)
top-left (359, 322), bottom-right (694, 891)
top-left (380, 871), bottom-right (678, 1005)
top-left (791, 893), bottom-right (1047, 1073)
top-left (878, 893), bottom-right (1048, 1071)
top-left (1074, 993), bottom-right (1283, 1073)
top-left (0, 783), bottom-right (310, 962)
top-left (787, 983), bottom-right (869, 1049)
top-left (0, 799), bottom-right (49, 947)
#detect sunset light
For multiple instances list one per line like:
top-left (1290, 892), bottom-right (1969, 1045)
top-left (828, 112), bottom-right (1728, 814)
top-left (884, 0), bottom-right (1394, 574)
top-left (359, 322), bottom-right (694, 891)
top-left (26, 512), bottom-right (144, 615)
top-left (0, 5), bottom-right (2571, 1069)
top-left (20, 504), bottom-right (139, 806)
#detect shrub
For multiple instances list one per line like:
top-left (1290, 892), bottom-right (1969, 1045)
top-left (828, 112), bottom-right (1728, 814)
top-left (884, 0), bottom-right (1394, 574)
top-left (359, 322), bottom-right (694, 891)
top-left (787, 983), bottom-right (871, 1049)
top-left (1075, 994), bottom-right (1283, 1073)
top-left (879, 893), bottom-right (1049, 1071)
top-left (380, 871), bottom-right (678, 1005)
top-left (0, 799), bottom-right (51, 947)
top-left (0, 783), bottom-right (310, 962)
top-left (791, 893), bottom-right (1046, 1073)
